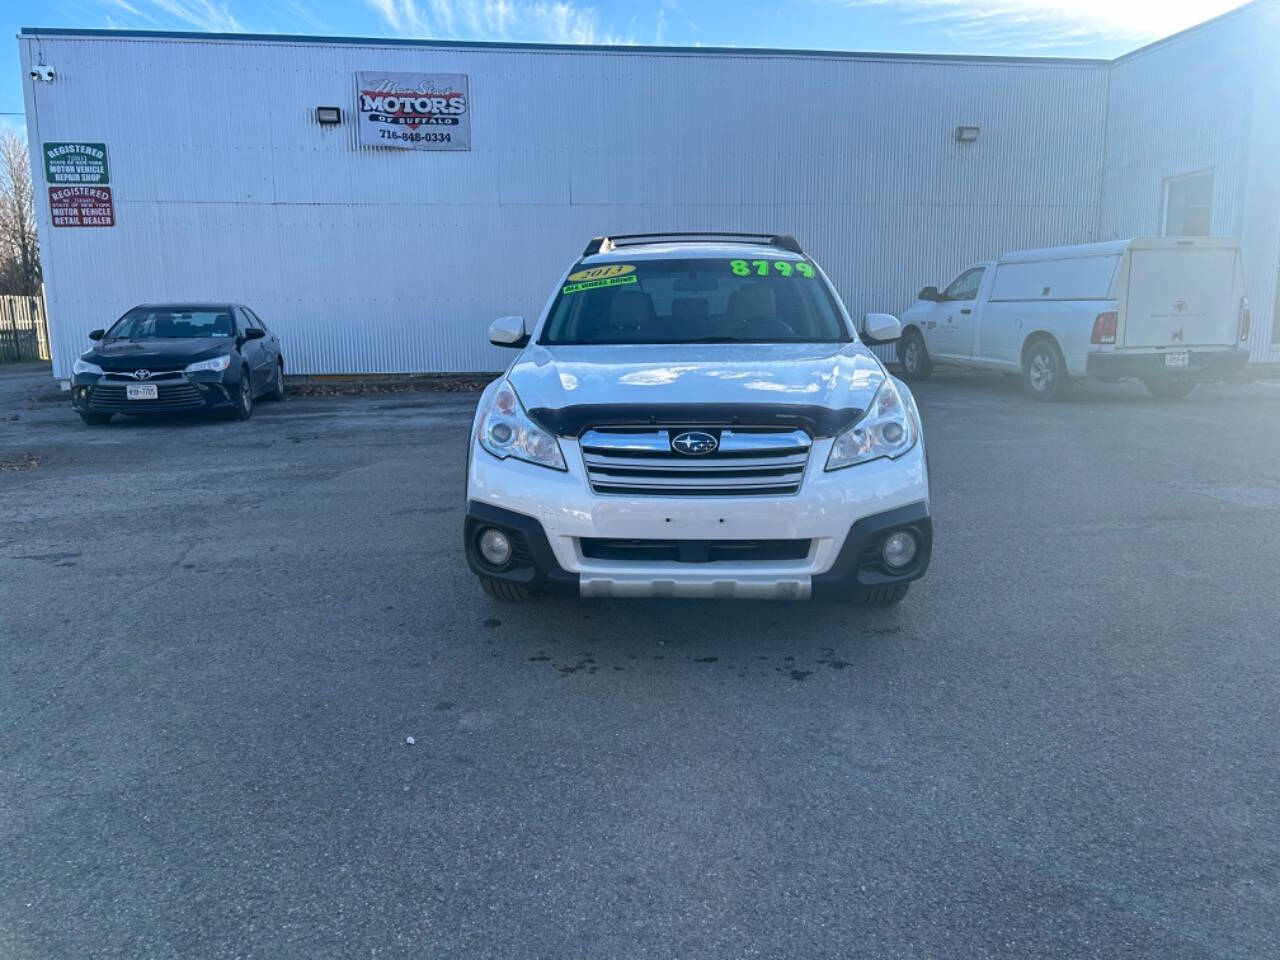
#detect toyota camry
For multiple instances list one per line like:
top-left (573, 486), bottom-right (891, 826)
top-left (70, 304), bottom-right (285, 424)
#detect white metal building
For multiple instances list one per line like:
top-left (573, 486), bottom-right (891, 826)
top-left (20, 1), bottom-right (1280, 378)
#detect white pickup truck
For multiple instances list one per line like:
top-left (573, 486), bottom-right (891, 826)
top-left (897, 238), bottom-right (1251, 400)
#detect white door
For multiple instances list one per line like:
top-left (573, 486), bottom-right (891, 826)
top-left (930, 267), bottom-right (984, 359)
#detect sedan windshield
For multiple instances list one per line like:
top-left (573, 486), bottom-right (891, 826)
top-left (107, 307), bottom-right (235, 340)
top-left (540, 258), bottom-right (851, 345)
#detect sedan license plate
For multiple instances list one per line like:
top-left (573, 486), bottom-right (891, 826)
top-left (126, 383), bottom-right (159, 400)
top-left (1164, 351), bottom-right (1190, 369)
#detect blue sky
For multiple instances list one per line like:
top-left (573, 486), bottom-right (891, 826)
top-left (3, 0), bottom-right (1250, 133)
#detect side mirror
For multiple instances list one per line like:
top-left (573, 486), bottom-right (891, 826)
top-left (242, 327), bottom-right (266, 340)
top-left (88, 329), bottom-right (105, 341)
top-left (862, 312), bottom-right (902, 344)
top-left (918, 286), bottom-right (940, 302)
top-left (489, 315), bottom-right (529, 348)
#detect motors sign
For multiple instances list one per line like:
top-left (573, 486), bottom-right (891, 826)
top-left (49, 186), bottom-right (115, 227)
top-left (356, 72), bottom-right (470, 151)
top-left (43, 142), bottom-right (110, 185)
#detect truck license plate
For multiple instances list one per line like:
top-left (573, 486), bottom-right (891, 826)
top-left (126, 383), bottom-right (159, 400)
top-left (1164, 351), bottom-right (1190, 369)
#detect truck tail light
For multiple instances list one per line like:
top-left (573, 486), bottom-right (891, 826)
top-left (1091, 311), bottom-right (1117, 345)
top-left (1240, 300), bottom-right (1251, 341)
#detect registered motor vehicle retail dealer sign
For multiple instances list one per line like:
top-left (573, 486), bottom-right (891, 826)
top-left (43, 142), bottom-right (110, 184)
top-left (49, 186), bottom-right (115, 227)
top-left (356, 72), bottom-right (470, 150)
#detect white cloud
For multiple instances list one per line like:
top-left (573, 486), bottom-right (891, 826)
top-left (98, 0), bottom-right (243, 31)
top-left (851, 0), bottom-right (1249, 49)
top-left (363, 0), bottom-right (632, 45)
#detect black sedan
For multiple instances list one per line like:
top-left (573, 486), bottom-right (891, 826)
top-left (70, 304), bottom-right (285, 425)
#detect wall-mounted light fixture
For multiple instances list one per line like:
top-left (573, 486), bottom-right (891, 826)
top-left (955, 125), bottom-right (980, 143)
top-left (316, 106), bottom-right (342, 126)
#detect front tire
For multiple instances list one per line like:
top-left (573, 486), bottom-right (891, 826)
top-left (232, 367), bottom-right (253, 420)
top-left (858, 584), bottom-right (910, 606)
top-left (1023, 339), bottom-right (1072, 402)
top-left (479, 576), bottom-right (533, 601)
top-left (78, 411), bottom-right (112, 426)
top-left (898, 327), bottom-right (932, 381)
top-left (1144, 377), bottom-right (1196, 399)
top-left (266, 360), bottom-right (285, 401)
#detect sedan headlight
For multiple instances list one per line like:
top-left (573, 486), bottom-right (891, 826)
top-left (826, 376), bottom-right (919, 470)
top-left (73, 357), bottom-right (104, 376)
top-left (477, 380), bottom-right (566, 471)
top-left (184, 355), bottom-right (231, 374)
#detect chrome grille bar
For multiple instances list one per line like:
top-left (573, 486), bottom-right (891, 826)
top-left (581, 427), bottom-right (811, 497)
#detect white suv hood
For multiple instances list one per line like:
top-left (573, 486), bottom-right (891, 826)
top-left (506, 342), bottom-right (887, 437)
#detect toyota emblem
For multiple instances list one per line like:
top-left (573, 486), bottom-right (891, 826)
top-left (671, 431), bottom-right (718, 456)
top-left (133, 369), bottom-right (152, 380)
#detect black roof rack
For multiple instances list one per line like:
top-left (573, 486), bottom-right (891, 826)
top-left (582, 232), bottom-right (803, 257)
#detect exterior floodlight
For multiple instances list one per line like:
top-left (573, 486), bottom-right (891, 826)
top-left (955, 125), bottom-right (980, 143)
top-left (316, 106), bottom-right (342, 126)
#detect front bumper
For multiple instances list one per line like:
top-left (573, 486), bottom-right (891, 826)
top-left (71, 374), bottom-right (238, 414)
top-left (1086, 348), bottom-right (1249, 381)
top-left (465, 433), bottom-right (931, 599)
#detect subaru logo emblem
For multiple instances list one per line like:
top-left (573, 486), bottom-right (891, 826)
top-left (671, 431), bottom-right (718, 456)
top-left (133, 369), bottom-right (152, 380)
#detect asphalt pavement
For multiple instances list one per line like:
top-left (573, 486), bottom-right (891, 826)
top-left (2, 362), bottom-right (1278, 959)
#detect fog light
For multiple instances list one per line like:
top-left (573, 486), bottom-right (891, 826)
top-left (477, 527), bottom-right (513, 567)
top-left (882, 530), bottom-right (917, 569)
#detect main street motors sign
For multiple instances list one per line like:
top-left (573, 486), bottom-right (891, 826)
top-left (43, 142), bottom-right (110, 185)
top-left (356, 72), bottom-right (470, 151)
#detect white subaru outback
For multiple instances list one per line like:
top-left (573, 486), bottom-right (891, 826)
top-left (464, 233), bottom-right (931, 604)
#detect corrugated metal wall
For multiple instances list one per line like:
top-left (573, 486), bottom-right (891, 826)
top-left (22, 33), bottom-right (1109, 377)
top-left (1099, 2), bottom-right (1280, 361)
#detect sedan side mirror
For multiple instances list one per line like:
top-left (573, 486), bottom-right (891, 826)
top-left (918, 286), bottom-right (940, 302)
top-left (862, 312), bottom-right (902, 344)
top-left (242, 328), bottom-right (266, 341)
top-left (489, 316), bottom-right (529, 348)
top-left (88, 329), bottom-right (105, 341)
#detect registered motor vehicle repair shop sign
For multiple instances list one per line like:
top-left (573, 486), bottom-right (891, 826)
top-left (356, 72), bottom-right (470, 151)
top-left (43, 142), bottom-right (110, 184)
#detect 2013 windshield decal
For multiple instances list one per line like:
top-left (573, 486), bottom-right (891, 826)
top-left (730, 260), bottom-right (816, 278)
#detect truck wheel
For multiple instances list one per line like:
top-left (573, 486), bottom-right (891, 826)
top-left (479, 576), bottom-right (533, 601)
top-left (78, 411), bottom-right (112, 426)
top-left (858, 584), bottom-right (910, 606)
top-left (1143, 378), bottom-right (1196, 399)
top-left (1023, 339), bottom-right (1072, 402)
top-left (897, 328), bottom-right (932, 381)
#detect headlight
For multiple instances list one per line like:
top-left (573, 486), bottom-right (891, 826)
top-left (184, 355), bottom-right (232, 374)
top-left (72, 357), bottom-right (103, 376)
top-left (826, 376), bottom-right (918, 470)
top-left (476, 380), bottom-right (566, 471)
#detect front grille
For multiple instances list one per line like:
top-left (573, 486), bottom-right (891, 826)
top-left (89, 382), bottom-right (208, 412)
top-left (581, 538), bottom-right (811, 564)
top-left (580, 427), bottom-right (811, 497)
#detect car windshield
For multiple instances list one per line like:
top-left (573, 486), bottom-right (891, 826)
top-left (106, 307), bottom-right (235, 340)
top-left (539, 257), bottom-right (851, 345)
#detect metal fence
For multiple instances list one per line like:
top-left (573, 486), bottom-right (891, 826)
top-left (0, 296), bottom-right (50, 363)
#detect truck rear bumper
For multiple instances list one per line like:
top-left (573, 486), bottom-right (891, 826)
top-left (1086, 349), bottom-right (1249, 381)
